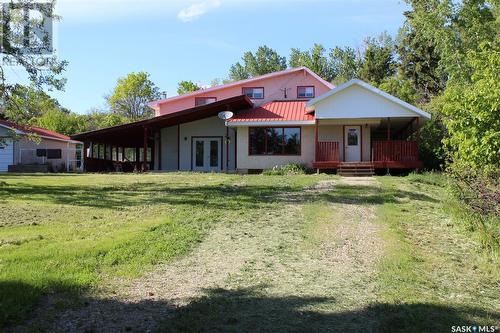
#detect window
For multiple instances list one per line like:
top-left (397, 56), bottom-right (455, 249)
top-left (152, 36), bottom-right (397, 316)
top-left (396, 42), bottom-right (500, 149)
top-left (242, 87), bottom-right (264, 99)
top-left (249, 127), bottom-right (301, 155)
top-left (195, 97), bottom-right (217, 106)
top-left (297, 86), bottom-right (315, 98)
top-left (47, 149), bottom-right (62, 159)
top-left (36, 149), bottom-right (47, 157)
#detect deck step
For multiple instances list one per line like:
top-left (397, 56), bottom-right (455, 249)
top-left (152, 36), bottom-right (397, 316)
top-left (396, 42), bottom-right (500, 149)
top-left (338, 162), bottom-right (375, 177)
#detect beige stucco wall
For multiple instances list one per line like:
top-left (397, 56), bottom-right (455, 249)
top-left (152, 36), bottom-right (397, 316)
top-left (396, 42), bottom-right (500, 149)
top-left (236, 125), bottom-right (315, 170)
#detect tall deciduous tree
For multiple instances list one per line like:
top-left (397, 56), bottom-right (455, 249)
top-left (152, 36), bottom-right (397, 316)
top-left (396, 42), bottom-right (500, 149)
top-left (228, 45), bottom-right (286, 81)
top-left (289, 44), bottom-right (333, 81)
top-left (108, 72), bottom-right (160, 121)
top-left (177, 80), bottom-right (201, 95)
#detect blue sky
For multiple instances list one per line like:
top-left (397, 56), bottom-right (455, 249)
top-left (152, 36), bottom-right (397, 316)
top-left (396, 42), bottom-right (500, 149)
top-left (14, 0), bottom-right (409, 114)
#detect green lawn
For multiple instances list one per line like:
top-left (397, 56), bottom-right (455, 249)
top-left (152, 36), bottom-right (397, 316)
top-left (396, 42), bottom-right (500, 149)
top-left (0, 173), bottom-right (498, 332)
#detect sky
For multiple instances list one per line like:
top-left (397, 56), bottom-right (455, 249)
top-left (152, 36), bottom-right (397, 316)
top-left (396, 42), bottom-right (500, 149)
top-left (6, 0), bottom-right (410, 114)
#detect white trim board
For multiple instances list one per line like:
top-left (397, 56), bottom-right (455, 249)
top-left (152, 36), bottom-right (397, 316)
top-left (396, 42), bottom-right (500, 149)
top-left (226, 120), bottom-right (315, 127)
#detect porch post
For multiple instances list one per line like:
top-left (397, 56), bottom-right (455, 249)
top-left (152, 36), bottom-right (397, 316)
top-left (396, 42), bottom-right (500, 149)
top-left (83, 141), bottom-right (89, 172)
top-left (386, 117), bottom-right (391, 175)
top-left (416, 117), bottom-right (420, 161)
top-left (143, 126), bottom-right (148, 172)
top-left (314, 119), bottom-right (319, 173)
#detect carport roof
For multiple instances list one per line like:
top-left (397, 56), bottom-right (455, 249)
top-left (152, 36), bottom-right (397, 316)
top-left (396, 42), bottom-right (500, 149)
top-left (70, 95), bottom-right (253, 146)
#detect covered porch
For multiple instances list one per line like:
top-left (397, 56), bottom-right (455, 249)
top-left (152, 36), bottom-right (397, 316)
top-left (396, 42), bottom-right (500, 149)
top-left (306, 79), bottom-right (430, 171)
top-left (312, 117), bottom-right (422, 170)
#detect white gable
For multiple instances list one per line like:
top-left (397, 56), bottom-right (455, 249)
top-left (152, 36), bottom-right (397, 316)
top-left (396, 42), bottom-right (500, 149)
top-left (307, 79), bottom-right (431, 120)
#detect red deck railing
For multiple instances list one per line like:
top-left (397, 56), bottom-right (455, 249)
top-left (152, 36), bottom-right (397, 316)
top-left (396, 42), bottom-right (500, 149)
top-left (372, 140), bottom-right (419, 162)
top-left (316, 141), bottom-right (340, 161)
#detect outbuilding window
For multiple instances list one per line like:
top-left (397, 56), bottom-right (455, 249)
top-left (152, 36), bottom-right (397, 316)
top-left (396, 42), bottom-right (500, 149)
top-left (249, 127), bottom-right (301, 155)
top-left (47, 149), bottom-right (62, 159)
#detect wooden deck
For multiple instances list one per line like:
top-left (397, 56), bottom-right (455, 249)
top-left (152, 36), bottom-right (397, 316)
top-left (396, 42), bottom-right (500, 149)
top-left (313, 140), bottom-right (422, 170)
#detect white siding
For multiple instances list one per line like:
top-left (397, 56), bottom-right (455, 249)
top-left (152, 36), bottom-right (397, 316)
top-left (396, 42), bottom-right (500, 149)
top-left (315, 85), bottom-right (418, 119)
top-left (0, 138), bottom-right (14, 172)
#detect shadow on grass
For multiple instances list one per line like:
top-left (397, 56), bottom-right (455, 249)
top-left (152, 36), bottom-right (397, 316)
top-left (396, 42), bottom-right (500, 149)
top-left (0, 181), bottom-right (437, 209)
top-left (4, 284), bottom-right (498, 333)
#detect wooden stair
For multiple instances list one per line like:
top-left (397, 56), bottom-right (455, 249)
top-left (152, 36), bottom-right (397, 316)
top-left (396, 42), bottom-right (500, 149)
top-left (338, 162), bottom-right (374, 177)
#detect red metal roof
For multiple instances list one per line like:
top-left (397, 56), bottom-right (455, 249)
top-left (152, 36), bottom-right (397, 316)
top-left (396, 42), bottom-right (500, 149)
top-left (229, 100), bottom-right (314, 123)
top-left (0, 119), bottom-right (72, 141)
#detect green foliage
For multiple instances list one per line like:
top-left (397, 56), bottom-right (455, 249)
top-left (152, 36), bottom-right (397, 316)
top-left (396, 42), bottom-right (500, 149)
top-left (440, 42), bottom-right (499, 172)
top-left (35, 109), bottom-right (87, 136)
top-left (108, 72), bottom-right (160, 121)
top-left (358, 33), bottom-right (396, 85)
top-left (378, 74), bottom-right (421, 104)
top-left (0, 0), bottom-right (67, 96)
top-left (289, 44), bottom-right (334, 81)
top-left (263, 163), bottom-right (306, 176)
top-left (177, 80), bottom-right (201, 95)
top-left (329, 46), bottom-right (361, 84)
top-left (2, 85), bottom-right (65, 125)
top-left (83, 108), bottom-right (128, 131)
top-left (228, 45), bottom-right (286, 81)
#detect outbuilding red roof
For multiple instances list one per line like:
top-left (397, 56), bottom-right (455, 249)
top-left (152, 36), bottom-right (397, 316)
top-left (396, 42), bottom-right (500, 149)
top-left (0, 119), bottom-right (72, 141)
top-left (229, 100), bottom-right (314, 123)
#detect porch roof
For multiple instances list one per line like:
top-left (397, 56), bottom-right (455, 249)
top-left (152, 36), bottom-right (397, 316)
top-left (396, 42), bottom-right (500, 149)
top-left (306, 79), bottom-right (431, 120)
top-left (71, 95), bottom-right (253, 146)
top-left (227, 100), bottom-right (315, 126)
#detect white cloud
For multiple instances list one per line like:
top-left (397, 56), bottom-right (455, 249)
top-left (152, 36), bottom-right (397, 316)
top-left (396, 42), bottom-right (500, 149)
top-left (177, 0), bottom-right (221, 22)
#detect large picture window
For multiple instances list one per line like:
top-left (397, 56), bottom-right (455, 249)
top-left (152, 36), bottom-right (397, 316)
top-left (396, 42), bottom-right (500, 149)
top-left (249, 127), bottom-right (301, 155)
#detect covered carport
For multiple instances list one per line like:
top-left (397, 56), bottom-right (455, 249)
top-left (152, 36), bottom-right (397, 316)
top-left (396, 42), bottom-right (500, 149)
top-left (71, 95), bottom-right (253, 172)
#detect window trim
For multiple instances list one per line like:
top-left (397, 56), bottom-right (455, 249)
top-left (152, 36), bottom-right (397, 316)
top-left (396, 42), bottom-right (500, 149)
top-left (242, 87), bottom-right (265, 99)
top-left (248, 126), bottom-right (302, 156)
top-left (194, 96), bottom-right (217, 106)
top-left (297, 86), bottom-right (315, 99)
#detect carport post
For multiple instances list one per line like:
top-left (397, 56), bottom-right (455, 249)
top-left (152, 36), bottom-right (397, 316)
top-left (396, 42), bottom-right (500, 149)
top-left (143, 126), bottom-right (148, 172)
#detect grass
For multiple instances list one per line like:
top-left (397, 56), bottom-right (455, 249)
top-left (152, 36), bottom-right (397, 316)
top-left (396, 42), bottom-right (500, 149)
top-left (0, 173), bottom-right (320, 327)
top-left (1, 172), bottom-right (498, 332)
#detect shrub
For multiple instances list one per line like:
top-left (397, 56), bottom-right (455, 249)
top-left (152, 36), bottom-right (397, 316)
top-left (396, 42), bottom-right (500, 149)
top-left (262, 163), bottom-right (306, 176)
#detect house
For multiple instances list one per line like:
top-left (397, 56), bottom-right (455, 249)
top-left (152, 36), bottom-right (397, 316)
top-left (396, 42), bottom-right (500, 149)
top-left (71, 67), bottom-right (430, 174)
top-left (0, 119), bottom-right (82, 172)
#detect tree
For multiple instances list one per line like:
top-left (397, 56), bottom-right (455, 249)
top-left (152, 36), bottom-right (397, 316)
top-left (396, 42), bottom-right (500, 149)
top-left (108, 72), bottom-right (160, 121)
top-left (84, 108), bottom-right (128, 131)
top-left (228, 45), bottom-right (286, 81)
top-left (289, 44), bottom-right (333, 81)
top-left (0, 0), bottom-right (67, 104)
top-left (35, 108), bottom-right (87, 136)
top-left (358, 33), bottom-right (396, 85)
top-left (440, 42), bottom-right (499, 173)
top-left (177, 80), bottom-right (201, 95)
top-left (329, 46), bottom-right (361, 84)
top-left (2, 85), bottom-right (62, 124)
top-left (396, 0), bottom-right (450, 102)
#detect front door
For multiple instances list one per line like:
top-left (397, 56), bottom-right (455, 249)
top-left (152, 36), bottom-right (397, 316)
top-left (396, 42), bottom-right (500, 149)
top-left (192, 137), bottom-right (222, 172)
top-left (344, 126), bottom-right (361, 162)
